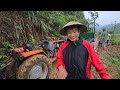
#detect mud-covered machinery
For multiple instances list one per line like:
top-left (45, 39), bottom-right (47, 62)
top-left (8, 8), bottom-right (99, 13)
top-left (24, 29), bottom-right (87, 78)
top-left (0, 39), bottom-right (64, 79)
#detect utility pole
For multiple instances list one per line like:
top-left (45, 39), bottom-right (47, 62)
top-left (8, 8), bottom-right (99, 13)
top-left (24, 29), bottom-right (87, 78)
top-left (87, 18), bottom-right (90, 32)
top-left (93, 19), bottom-right (95, 34)
top-left (88, 11), bottom-right (98, 38)
top-left (92, 11), bottom-right (98, 36)
top-left (114, 21), bottom-right (116, 34)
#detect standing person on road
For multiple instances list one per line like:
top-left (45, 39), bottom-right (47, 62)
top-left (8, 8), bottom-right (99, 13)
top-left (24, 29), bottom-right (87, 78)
top-left (56, 21), bottom-right (110, 79)
top-left (107, 33), bottom-right (111, 45)
top-left (101, 28), bottom-right (108, 50)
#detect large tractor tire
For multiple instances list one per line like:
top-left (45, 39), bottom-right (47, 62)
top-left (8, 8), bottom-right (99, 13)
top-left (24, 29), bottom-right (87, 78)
top-left (16, 54), bottom-right (52, 79)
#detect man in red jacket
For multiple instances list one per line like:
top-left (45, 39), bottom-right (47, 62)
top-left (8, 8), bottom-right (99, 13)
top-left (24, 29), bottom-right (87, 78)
top-left (56, 21), bottom-right (110, 79)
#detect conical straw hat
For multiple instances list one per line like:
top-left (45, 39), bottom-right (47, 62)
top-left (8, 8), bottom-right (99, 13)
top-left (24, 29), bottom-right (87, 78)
top-left (60, 21), bottom-right (87, 35)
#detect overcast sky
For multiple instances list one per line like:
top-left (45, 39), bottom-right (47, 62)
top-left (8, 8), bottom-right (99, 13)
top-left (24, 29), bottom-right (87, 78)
top-left (84, 11), bottom-right (120, 26)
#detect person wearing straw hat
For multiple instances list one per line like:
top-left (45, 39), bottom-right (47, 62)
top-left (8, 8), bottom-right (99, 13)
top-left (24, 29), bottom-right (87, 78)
top-left (56, 21), bottom-right (110, 79)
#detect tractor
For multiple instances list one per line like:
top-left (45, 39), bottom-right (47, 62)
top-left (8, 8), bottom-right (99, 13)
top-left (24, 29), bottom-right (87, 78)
top-left (0, 39), bottom-right (64, 79)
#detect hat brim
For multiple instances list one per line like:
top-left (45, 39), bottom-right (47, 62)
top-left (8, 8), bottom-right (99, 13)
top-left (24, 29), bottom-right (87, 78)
top-left (60, 24), bottom-right (87, 35)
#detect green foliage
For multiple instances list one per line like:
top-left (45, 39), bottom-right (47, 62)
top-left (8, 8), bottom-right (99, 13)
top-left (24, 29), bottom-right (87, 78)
top-left (48, 11), bottom-right (66, 29)
top-left (2, 42), bottom-right (14, 50)
top-left (25, 11), bottom-right (87, 38)
top-left (102, 52), bottom-right (120, 79)
top-left (111, 58), bottom-right (120, 66)
top-left (27, 11), bottom-right (39, 25)
top-left (0, 48), bottom-right (7, 69)
top-left (106, 53), bottom-right (120, 64)
top-left (40, 20), bottom-right (52, 32)
top-left (0, 42), bottom-right (13, 62)
top-left (28, 34), bottom-right (36, 48)
top-left (108, 30), bottom-right (114, 34)
top-left (0, 55), bottom-right (7, 61)
top-left (111, 34), bottom-right (120, 45)
top-left (65, 15), bottom-right (78, 22)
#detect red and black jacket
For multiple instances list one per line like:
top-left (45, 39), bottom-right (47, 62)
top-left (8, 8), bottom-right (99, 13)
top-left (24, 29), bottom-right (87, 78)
top-left (56, 37), bottom-right (110, 79)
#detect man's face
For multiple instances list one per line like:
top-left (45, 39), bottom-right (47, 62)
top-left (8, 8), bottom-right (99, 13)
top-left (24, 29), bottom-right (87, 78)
top-left (66, 27), bottom-right (80, 42)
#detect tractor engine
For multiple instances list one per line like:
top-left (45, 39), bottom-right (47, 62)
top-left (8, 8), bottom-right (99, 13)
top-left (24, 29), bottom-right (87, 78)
top-left (40, 40), bottom-right (55, 57)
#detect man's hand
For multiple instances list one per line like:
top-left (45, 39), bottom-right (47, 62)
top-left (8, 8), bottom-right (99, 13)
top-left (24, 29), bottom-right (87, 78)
top-left (57, 65), bottom-right (68, 79)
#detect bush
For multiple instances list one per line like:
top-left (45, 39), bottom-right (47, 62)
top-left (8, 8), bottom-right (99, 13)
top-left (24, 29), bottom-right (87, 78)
top-left (111, 34), bottom-right (120, 45)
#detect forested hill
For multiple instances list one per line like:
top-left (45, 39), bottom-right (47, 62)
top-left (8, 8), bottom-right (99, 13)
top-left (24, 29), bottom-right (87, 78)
top-left (0, 11), bottom-right (88, 61)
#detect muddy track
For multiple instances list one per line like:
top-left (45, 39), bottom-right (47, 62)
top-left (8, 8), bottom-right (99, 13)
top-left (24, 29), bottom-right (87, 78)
top-left (92, 44), bottom-right (120, 79)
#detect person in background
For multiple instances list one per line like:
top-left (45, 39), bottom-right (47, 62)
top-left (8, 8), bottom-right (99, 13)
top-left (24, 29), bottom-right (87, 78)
top-left (107, 33), bottom-right (111, 45)
top-left (59, 35), bottom-right (67, 41)
top-left (56, 21), bottom-right (110, 79)
top-left (101, 28), bottom-right (108, 50)
top-left (98, 32), bottom-right (103, 48)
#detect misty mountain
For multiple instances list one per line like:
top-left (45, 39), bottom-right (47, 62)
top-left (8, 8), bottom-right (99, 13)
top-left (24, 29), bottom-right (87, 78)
top-left (115, 23), bottom-right (120, 33)
top-left (95, 25), bottom-right (104, 31)
top-left (95, 23), bottom-right (120, 33)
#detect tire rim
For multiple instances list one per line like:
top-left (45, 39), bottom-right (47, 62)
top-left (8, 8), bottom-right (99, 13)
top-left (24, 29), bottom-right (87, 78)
top-left (28, 63), bottom-right (48, 79)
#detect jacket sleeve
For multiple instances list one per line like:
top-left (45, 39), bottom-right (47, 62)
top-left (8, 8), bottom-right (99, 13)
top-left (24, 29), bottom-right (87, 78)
top-left (56, 43), bottom-right (66, 69)
top-left (88, 42), bottom-right (111, 79)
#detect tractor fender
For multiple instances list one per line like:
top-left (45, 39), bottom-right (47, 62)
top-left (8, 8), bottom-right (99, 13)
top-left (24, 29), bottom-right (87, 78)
top-left (13, 47), bottom-right (24, 53)
top-left (17, 50), bottom-right (48, 61)
top-left (52, 40), bottom-right (64, 43)
top-left (13, 44), bottom-right (32, 53)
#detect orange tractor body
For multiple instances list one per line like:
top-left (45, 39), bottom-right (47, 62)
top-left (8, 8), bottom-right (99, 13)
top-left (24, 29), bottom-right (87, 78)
top-left (2, 39), bottom-right (64, 79)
